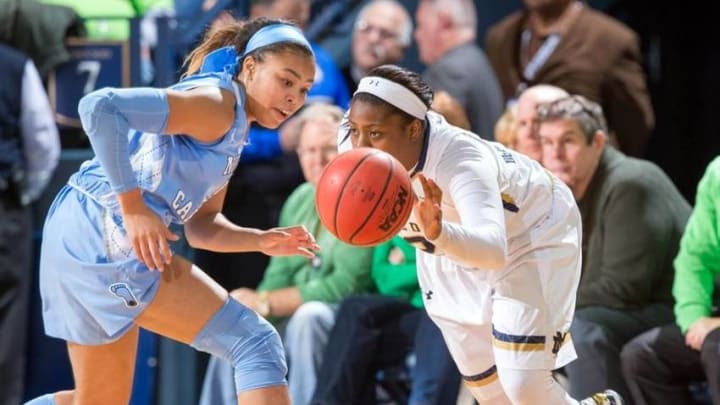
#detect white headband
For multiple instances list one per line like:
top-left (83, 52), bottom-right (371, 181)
top-left (354, 76), bottom-right (428, 120)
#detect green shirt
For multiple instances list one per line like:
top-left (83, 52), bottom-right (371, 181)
top-left (673, 157), bottom-right (720, 332)
top-left (258, 182), bottom-right (374, 304)
top-left (577, 147), bottom-right (691, 309)
top-left (40, 0), bottom-right (173, 40)
top-left (371, 236), bottom-right (423, 308)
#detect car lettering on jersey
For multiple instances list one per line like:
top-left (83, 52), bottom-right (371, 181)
top-left (172, 189), bottom-right (193, 221)
top-left (379, 186), bottom-right (410, 231)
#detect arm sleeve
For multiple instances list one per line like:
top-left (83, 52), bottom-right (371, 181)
top-left (78, 86), bottom-right (169, 193)
top-left (19, 60), bottom-right (60, 204)
top-left (431, 142), bottom-right (507, 270)
top-left (673, 159), bottom-right (720, 332)
top-left (297, 243), bottom-right (374, 303)
top-left (578, 175), bottom-right (687, 307)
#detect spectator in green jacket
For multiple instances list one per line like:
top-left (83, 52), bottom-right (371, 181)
top-left (622, 156), bottom-right (720, 405)
top-left (537, 94), bottom-right (691, 402)
top-left (199, 103), bottom-right (375, 405)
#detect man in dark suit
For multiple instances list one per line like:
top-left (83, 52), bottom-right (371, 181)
top-left (414, 0), bottom-right (504, 140)
top-left (485, 0), bottom-right (654, 157)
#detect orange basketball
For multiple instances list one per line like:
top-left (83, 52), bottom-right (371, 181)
top-left (315, 147), bottom-right (415, 247)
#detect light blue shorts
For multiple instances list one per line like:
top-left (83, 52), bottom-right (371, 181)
top-left (39, 185), bottom-right (161, 345)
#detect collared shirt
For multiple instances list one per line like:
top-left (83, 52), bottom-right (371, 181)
top-left (519, 1), bottom-right (583, 80)
top-left (20, 60), bottom-right (60, 204)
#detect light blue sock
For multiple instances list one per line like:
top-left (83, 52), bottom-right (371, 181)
top-left (24, 393), bottom-right (56, 405)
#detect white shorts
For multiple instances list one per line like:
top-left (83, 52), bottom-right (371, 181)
top-left (417, 181), bottom-right (581, 382)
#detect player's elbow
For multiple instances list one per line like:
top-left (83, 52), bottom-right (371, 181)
top-left (78, 88), bottom-right (115, 136)
top-left (482, 230), bottom-right (507, 270)
top-left (460, 244), bottom-right (505, 270)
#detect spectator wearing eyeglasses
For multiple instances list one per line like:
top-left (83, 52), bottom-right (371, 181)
top-left (512, 84), bottom-right (569, 162)
top-left (414, 0), bottom-right (503, 140)
top-left (342, 0), bottom-right (413, 90)
top-left (536, 95), bottom-right (691, 402)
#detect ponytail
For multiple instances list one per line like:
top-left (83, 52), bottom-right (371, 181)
top-left (183, 17), bottom-right (312, 77)
top-left (184, 21), bottom-right (244, 76)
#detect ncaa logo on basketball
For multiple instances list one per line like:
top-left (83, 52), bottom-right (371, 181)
top-left (379, 186), bottom-right (410, 231)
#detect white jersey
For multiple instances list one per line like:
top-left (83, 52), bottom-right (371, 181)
top-left (339, 112), bottom-right (577, 330)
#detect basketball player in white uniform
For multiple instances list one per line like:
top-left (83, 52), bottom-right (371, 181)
top-left (338, 65), bottom-right (622, 405)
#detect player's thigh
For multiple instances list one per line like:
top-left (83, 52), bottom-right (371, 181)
top-left (136, 254), bottom-right (228, 344)
top-left (434, 320), bottom-right (495, 377)
top-left (67, 325), bottom-right (139, 405)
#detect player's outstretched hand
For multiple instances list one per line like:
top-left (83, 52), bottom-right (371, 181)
top-left (122, 202), bottom-right (179, 271)
top-left (259, 225), bottom-right (320, 258)
top-left (414, 173), bottom-right (443, 240)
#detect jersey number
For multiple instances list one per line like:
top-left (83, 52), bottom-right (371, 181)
top-left (403, 236), bottom-right (436, 254)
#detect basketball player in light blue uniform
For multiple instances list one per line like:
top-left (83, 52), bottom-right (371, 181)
top-left (25, 18), bottom-right (318, 405)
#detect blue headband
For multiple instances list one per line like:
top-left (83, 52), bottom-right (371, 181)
top-left (199, 24), bottom-right (312, 75)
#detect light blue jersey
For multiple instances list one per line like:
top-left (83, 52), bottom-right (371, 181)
top-left (39, 72), bottom-right (250, 344)
top-left (69, 72), bottom-right (248, 225)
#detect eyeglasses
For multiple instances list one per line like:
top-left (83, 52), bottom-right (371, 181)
top-left (297, 146), bottom-right (338, 158)
top-left (354, 19), bottom-right (400, 42)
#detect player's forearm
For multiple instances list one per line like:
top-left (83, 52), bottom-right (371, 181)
top-left (78, 87), bottom-right (169, 193)
top-left (185, 212), bottom-right (262, 252)
top-left (433, 221), bottom-right (506, 270)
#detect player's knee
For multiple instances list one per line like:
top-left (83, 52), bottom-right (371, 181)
top-left (190, 298), bottom-right (287, 393)
top-left (497, 368), bottom-right (555, 405)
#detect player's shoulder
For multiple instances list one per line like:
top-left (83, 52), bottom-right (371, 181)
top-left (428, 113), bottom-right (487, 153)
top-left (172, 71), bottom-right (237, 94)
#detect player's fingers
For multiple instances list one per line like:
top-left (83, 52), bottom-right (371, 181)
top-left (428, 178), bottom-right (442, 201)
top-left (148, 238), bottom-right (165, 272)
top-left (131, 240), bottom-right (147, 268)
top-left (159, 238), bottom-right (173, 266)
top-left (267, 230), bottom-right (291, 241)
top-left (418, 175), bottom-right (435, 205)
top-left (297, 247), bottom-right (316, 259)
top-left (137, 239), bottom-right (154, 270)
top-left (280, 225), bottom-right (305, 234)
top-left (165, 227), bottom-right (180, 241)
